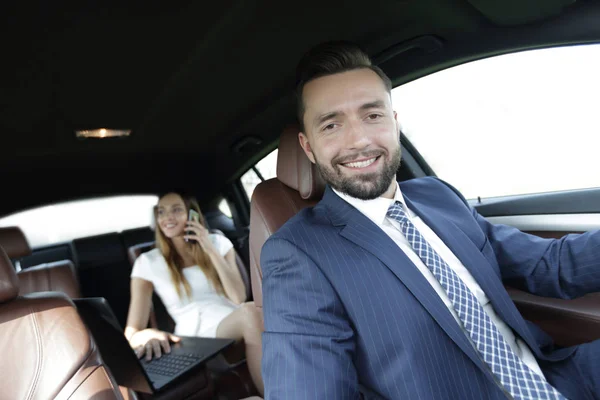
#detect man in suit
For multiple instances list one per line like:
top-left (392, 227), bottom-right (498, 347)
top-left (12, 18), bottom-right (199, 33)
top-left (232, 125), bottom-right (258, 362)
top-left (260, 41), bottom-right (600, 399)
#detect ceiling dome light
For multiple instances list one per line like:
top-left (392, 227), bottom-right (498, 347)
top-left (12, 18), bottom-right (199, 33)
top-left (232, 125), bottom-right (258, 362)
top-left (76, 129), bottom-right (131, 139)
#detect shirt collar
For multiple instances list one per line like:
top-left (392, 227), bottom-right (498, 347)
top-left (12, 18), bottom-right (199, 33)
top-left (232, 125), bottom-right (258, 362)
top-left (332, 182), bottom-right (406, 226)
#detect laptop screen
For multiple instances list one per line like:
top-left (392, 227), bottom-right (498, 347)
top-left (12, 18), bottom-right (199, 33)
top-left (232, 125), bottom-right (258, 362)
top-left (73, 298), bottom-right (155, 393)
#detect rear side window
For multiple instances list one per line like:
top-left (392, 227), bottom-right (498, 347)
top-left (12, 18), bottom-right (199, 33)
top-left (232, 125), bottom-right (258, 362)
top-left (392, 43), bottom-right (600, 200)
top-left (0, 195), bottom-right (157, 248)
top-left (241, 149), bottom-right (278, 199)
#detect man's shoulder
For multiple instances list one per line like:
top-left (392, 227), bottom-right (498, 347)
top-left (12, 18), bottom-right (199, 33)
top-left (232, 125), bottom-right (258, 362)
top-left (400, 176), bottom-right (468, 205)
top-left (400, 176), bottom-right (448, 193)
top-left (264, 177), bottom-right (468, 244)
top-left (270, 201), bottom-right (332, 243)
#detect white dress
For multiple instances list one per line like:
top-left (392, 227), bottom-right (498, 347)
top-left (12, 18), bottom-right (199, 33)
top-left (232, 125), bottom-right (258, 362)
top-left (130, 234), bottom-right (239, 337)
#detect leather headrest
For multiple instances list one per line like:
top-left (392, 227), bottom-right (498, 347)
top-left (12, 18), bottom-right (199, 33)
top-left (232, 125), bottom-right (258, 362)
top-left (0, 246), bottom-right (19, 303)
top-left (0, 227), bottom-right (32, 259)
top-left (276, 125), bottom-right (326, 200)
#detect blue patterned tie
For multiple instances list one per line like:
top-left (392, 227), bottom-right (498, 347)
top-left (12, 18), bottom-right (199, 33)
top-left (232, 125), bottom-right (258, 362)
top-left (387, 201), bottom-right (566, 400)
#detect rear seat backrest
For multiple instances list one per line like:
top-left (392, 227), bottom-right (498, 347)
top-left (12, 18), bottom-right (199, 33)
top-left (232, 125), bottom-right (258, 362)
top-left (0, 226), bottom-right (31, 260)
top-left (121, 226), bottom-right (155, 250)
top-left (18, 260), bottom-right (81, 298)
top-left (0, 227), bottom-right (81, 298)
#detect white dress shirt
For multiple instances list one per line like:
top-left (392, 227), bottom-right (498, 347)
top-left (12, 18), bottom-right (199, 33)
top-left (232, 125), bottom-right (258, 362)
top-left (333, 184), bottom-right (546, 378)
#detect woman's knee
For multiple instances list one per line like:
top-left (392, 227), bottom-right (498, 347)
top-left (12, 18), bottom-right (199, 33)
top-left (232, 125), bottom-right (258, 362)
top-left (239, 302), bottom-right (263, 332)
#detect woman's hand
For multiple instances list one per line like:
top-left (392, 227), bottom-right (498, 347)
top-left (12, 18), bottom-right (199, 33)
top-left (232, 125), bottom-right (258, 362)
top-left (129, 328), bottom-right (181, 361)
top-left (184, 220), bottom-right (214, 251)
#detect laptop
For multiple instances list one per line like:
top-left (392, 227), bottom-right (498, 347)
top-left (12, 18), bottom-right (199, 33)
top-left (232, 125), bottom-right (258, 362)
top-left (74, 297), bottom-right (234, 394)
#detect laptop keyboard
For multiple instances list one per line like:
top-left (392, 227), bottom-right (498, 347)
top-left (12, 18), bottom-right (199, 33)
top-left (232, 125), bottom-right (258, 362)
top-left (143, 353), bottom-right (202, 377)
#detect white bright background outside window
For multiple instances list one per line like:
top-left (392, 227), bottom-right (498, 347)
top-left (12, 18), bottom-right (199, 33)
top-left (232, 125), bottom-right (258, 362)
top-left (241, 149), bottom-right (279, 199)
top-left (392, 44), bottom-right (600, 200)
top-left (0, 195), bottom-right (158, 248)
top-left (218, 199), bottom-right (233, 218)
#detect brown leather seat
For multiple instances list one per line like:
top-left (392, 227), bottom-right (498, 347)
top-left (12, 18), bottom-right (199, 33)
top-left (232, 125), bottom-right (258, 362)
top-left (0, 227), bottom-right (81, 298)
top-left (0, 245), bottom-right (123, 399)
top-left (245, 126), bottom-right (324, 400)
top-left (0, 226), bottom-right (32, 260)
top-left (18, 260), bottom-right (81, 298)
top-left (249, 125), bottom-right (326, 309)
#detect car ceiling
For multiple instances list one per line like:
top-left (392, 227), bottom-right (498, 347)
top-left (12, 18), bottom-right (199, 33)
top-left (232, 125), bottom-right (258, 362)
top-left (1, 0), bottom-right (598, 216)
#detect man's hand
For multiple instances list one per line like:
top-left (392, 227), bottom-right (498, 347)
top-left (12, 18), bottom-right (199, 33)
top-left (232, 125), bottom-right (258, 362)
top-left (129, 328), bottom-right (181, 361)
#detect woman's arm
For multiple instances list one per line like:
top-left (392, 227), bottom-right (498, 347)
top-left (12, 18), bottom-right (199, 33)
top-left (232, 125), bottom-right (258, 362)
top-left (125, 277), bottom-right (180, 360)
top-left (124, 277), bottom-right (154, 340)
top-left (207, 247), bottom-right (246, 304)
top-left (185, 220), bottom-right (247, 304)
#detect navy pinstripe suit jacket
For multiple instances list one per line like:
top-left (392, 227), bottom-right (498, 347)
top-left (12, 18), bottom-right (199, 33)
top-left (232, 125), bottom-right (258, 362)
top-left (261, 177), bottom-right (600, 399)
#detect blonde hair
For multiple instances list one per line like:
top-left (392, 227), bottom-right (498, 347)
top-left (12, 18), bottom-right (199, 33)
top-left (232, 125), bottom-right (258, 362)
top-left (154, 193), bottom-right (225, 299)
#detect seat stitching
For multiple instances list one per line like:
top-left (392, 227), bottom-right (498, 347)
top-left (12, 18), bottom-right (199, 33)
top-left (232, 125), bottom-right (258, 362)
top-left (25, 307), bottom-right (43, 400)
top-left (53, 327), bottom-right (97, 400)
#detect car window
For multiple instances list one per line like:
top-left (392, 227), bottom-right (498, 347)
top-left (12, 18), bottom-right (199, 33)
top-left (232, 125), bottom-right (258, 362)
top-left (392, 44), bottom-right (600, 200)
top-left (218, 199), bottom-right (233, 218)
top-left (241, 149), bottom-right (278, 199)
top-left (0, 195), bottom-right (158, 248)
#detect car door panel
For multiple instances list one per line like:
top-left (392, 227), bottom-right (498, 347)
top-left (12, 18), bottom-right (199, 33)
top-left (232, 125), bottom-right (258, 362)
top-left (474, 190), bottom-right (600, 347)
top-left (473, 187), bottom-right (600, 216)
top-left (505, 288), bottom-right (600, 347)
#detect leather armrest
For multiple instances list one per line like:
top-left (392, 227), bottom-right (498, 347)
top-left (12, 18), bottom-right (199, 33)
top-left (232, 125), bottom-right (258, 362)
top-left (507, 287), bottom-right (600, 347)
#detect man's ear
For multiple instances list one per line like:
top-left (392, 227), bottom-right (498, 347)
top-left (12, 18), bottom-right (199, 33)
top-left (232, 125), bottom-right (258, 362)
top-left (393, 111), bottom-right (401, 139)
top-left (298, 132), bottom-right (316, 164)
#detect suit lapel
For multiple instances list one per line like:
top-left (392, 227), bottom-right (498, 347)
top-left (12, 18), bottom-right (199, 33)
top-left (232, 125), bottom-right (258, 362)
top-left (403, 195), bottom-right (543, 356)
top-left (323, 188), bottom-right (495, 378)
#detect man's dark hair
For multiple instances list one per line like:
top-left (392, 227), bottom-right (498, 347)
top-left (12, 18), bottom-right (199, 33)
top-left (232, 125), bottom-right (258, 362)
top-left (295, 40), bottom-right (392, 132)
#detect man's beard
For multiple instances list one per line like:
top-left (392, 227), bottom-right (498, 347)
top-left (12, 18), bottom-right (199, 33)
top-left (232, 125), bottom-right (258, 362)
top-left (315, 145), bottom-right (401, 200)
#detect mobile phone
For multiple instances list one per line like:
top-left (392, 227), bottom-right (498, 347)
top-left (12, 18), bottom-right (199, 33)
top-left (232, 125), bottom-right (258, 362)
top-left (185, 209), bottom-right (200, 242)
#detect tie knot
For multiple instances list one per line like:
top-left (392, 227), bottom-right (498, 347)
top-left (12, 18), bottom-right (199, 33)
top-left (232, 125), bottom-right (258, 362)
top-left (387, 201), bottom-right (408, 225)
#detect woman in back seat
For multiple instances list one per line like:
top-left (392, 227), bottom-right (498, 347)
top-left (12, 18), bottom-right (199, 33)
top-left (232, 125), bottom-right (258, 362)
top-left (125, 192), bottom-right (263, 395)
